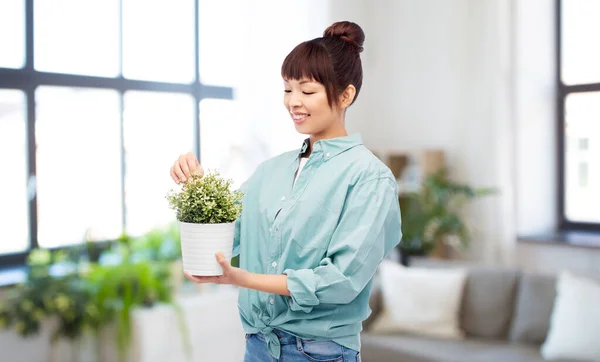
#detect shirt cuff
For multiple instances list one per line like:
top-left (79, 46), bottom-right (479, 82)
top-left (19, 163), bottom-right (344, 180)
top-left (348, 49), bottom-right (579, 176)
top-left (283, 268), bottom-right (320, 313)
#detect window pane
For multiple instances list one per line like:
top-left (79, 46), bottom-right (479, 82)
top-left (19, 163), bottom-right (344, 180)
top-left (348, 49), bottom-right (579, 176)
top-left (36, 87), bottom-right (122, 248)
top-left (124, 91), bottom-right (194, 236)
top-left (561, 0), bottom-right (600, 85)
top-left (564, 92), bottom-right (600, 223)
top-left (122, 0), bottom-right (195, 83)
top-left (199, 99), bottom-right (248, 189)
top-left (0, 1), bottom-right (25, 69)
top-left (198, 0), bottom-right (244, 87)
top-left (0, 90), bottom-right (28, 254)
top-left (34, 0), bottom-right (120, 77)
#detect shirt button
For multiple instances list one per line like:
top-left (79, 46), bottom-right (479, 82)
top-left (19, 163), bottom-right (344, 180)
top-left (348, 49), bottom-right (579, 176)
top-left (281, 196), bottom-right (286, 201)
top-left (325, 152), bottom-right (331, 157)
top-left (269, 298), bottom-right (275, 305)
top-left (271, 261), bottom-right (277, 268)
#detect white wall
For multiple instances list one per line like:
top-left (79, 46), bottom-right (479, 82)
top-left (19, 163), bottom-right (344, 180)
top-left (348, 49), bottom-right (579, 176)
top-left (514, 0), bottom-right (558, 236)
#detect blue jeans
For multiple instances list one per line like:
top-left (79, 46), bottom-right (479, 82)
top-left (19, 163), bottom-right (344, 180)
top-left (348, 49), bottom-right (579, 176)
top-left (244, 329), bottom-right (361, 362)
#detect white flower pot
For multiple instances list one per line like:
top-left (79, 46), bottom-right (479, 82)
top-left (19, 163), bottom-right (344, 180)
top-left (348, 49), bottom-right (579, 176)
top-left (179, 221), bottom-right (235, 276)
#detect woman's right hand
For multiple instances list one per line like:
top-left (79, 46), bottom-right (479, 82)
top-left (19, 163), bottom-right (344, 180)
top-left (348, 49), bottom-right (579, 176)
top-left (170, 152), bottom-right (204, 184)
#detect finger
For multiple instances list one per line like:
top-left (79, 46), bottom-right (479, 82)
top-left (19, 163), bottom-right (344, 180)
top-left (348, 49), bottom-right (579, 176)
top-left (170, 166), bottom-right (180, 184)
top-left (173, 160), bottom-right (186, 183)
top-left (215, 252), bottom-right (229, 269)
top-left (193, 155), bottom-right (204, 177)
top-left (184, 272), bottom-right (198, 283)
top-left (186, 152), bottom-right (203, 177)
top-left (179, 154), bottom-right (191, 180)
top-left (184, 272), bottom-right (217, 283)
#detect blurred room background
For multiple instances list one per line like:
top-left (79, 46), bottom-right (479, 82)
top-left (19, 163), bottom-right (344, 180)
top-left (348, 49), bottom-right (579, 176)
top-left (1, 0), bottom-right (599, 361)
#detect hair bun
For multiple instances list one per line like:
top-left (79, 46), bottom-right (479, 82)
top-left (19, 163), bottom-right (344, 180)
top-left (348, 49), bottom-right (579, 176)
top-left (323, 21), bottom-right (365, 53)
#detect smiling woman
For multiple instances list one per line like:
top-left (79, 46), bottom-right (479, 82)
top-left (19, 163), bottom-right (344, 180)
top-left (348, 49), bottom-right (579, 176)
top-left (171, 21), bottom-right (401, 362)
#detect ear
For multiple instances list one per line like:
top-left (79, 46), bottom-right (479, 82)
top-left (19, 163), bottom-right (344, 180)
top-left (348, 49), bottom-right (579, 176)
top-left (338, 85), bottom-right (356, 109)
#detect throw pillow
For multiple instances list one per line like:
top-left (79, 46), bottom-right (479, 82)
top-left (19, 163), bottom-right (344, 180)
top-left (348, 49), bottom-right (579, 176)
top-left (508, 273), bottom-right (556, 344)
top-left (541, 271), bottom-right (600, 361)
top-left (369, 260), bottom-right (467, 339)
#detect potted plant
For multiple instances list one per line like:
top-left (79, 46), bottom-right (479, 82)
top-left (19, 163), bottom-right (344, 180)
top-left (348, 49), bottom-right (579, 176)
top-left (398, 168), bottom-right (496, 264)
top-left (166, 170), bottom-right (243, 276)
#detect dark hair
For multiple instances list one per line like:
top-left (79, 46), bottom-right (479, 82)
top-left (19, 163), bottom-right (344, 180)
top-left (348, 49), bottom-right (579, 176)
top-left (281, 21), bottom-right (365, 108)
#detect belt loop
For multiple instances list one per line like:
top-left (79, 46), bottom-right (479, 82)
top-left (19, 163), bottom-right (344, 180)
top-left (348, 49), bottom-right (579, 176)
top-left (296, 336), bottom-right (303, 351)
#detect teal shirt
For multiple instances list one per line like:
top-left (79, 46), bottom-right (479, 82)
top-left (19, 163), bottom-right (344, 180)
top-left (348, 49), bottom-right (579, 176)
top-left (233, 133), bottom-right (402, 359)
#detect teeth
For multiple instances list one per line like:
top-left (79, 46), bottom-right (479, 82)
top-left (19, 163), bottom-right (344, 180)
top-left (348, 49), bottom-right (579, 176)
top-left (291, 113), bottom-right (309, 120)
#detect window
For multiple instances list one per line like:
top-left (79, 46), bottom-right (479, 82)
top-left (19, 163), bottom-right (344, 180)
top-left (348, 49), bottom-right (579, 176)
top-left (34, 0), bottom-right (120, 77)
top-left (123, 91), bottom-right (194, 236)
top-left (35, 87), bottom-right (122, 248)
top-left (0, 1), bottom-right (25, 69)
top-left (558, 0), bottom-right (600, 229)
top-left (0, 1), bottom-right (233, 266)
top-left (122, 0), bottom-right (195, 83)
top-left (0, 90), bottom-right (28, 255)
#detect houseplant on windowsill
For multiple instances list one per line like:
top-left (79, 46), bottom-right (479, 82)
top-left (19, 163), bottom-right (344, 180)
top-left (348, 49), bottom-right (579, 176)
top-left (0, 248), bottom-right (105, 362)
top-left (0, 242), bottom-right (190, 362)
top-left (166, 170), bottom-right (243, 276)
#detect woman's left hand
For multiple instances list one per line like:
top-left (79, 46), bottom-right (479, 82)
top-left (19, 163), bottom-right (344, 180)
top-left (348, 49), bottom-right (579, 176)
top-left (184, 252), bottom-right (247, 286)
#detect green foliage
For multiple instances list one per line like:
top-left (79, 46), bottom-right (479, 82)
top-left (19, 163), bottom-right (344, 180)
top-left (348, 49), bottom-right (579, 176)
top-left (0, 249), bottom-right (103, 343)
top-left (166, 170), bottom-right (243, 224)
top-left (85, 261), bottom-right (175, 360)
top-left (0, 223), bottom-right (190, 362)
top-left (130, 222), bottom-right (181, 263)
top-left (399, 168), bottom-right (496, 255)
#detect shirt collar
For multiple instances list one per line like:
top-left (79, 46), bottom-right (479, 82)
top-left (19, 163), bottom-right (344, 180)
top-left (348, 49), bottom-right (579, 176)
top-left (298, 133), bottom-right (363, 159)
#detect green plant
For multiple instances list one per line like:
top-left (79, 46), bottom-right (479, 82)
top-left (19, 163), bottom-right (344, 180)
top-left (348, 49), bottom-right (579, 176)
top-left (0, 239), bottom-right (190, 362)
top-left (398, 168), bottom-right (496, 255)
top-left (86, 227), bottom-right (190, 362)
top-left (85, 260), bottom-right (189, 361)
top-left (130, 222), bottom-right (181, 263)
top-left (0, 249), bottom-right (103, 343)
top-left (166, 170), bottom-right (243, 224)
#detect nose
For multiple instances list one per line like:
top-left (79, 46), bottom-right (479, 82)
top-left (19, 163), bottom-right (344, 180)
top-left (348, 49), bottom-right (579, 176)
top-left (288, 92), bottom-right (302, 109)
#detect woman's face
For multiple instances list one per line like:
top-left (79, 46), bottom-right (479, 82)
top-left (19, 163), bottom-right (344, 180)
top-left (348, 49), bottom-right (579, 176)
top-left (283, 78), bottom-right (341, 136)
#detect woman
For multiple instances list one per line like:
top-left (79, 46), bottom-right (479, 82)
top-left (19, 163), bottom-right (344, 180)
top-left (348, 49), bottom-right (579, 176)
top-left (170, 21), bottom-right (401, 362)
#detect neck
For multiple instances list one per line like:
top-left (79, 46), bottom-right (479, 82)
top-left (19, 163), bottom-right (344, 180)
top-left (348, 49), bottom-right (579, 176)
top-left (309, 122), bottom-right (347, 151)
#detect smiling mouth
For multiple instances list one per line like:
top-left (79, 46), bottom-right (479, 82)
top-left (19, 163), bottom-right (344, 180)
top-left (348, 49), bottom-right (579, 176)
top-left (291, 112), bottom-right (310, 123)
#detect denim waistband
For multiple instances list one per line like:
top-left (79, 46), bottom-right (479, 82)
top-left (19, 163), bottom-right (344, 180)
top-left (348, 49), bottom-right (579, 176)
top-left (255, 328), bottom-right (300, 345)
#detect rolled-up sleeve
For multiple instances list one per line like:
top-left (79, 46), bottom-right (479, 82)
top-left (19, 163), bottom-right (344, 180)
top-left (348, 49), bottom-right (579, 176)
top-left (283, 176), bottom-right (402, 313)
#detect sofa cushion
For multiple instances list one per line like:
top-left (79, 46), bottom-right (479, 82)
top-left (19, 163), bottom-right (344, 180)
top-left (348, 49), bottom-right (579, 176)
top-left (368, 260), bottom-right (467, 339)
top-left (541, 271), bottom-right (600, 361)
top-left (508, 273), bottom-right (556, 344)
top-left (460, 266), bottom-right (519, 339)
top-left (406, 259), bottom-right (520, 340)
top-left (360, 333), bottom-right (573, 362)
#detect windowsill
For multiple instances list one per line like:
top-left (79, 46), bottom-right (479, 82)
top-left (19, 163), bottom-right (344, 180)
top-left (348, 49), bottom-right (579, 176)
top-left (518, 230), bottom-right (600, 250)
top-left (0, 265), bottom-right (27, 288)
top-left (0, 262), bottom-right (80, 288)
